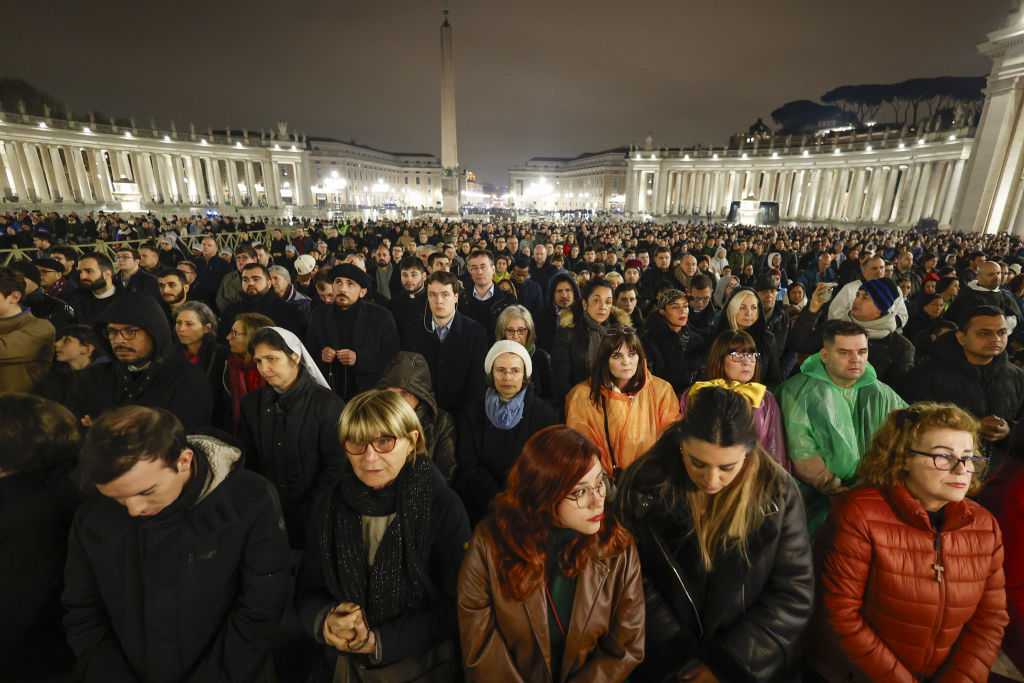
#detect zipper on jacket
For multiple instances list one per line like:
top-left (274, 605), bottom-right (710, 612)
top-left (921, 529), bottom-right (946, 671)
top-left (650, 526), bottom-right (704, 639)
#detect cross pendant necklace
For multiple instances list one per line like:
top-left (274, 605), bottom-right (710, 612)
top-left (933, 563), bottom-right (945, 582)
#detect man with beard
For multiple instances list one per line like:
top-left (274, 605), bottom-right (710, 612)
top-left (306, 263), bottom-right (398, 400)
top-left (68, 253), bottom-right (124, 325)
top-left (391, 255), bottom-right (429, 348)
top-left (536, 271), bottom-right (579, 352)
top-left (9, 260), bottom-right (76, 332)
top-left (114, 247), bottom-right (161, 301)
top-left (368, 243), bottom-right (398, 302)
top-left (216, 246), bottom-right (258, 313)
top-left (685, 273), bottom-right (719, 339)
top-left (217, 263), bottom-right (307, 342)
top-left (157, 269), bottom-right (190, 323)
top-left (65, 293), bottom-right (213, 431)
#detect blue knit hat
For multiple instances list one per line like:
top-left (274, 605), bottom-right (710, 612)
top-left (860, 278), bottom-right (899, 314)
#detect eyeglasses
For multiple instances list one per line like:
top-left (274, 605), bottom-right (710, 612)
top-left (908, 449), bottom-right (989, 472)
top-left (345, 435), bottom-right (398, 455)
top-left (505, 326), bottom-right (529, 337)
top-left (727, 351), bottom-right (760, 363)
top-left (106, 326), bottom-right (142, 341)
top-left (602, 325), bottom-right (636, 337)
top-left (564, 474), bottom-right (611, 508)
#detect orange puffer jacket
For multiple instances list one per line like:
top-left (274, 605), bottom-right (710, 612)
top-left (817, 485), bottom-right (1008, 683)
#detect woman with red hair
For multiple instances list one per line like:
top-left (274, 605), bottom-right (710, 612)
top-left (457, 425), bottom-right (645, 681)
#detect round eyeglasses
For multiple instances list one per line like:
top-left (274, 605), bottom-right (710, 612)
top-left (564, 474), bottom-right (611, 509)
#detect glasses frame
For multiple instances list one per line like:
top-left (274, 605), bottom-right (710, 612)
top-left (726, 351), bottom-right (761, 363)
top-left (564, 473), bottom-right (611, 509)
top-left (345, 434), bottom-right (399, 456)
top-left (106, 326), bottom-right (142, 341)
top-left (907, 449), bottom-right (988, 472)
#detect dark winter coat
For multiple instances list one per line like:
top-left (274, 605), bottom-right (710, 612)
top-left (901, 332), bottom-right (1024, 433)
top-left (390, 287), bottom-right (427, 350)
top-left (193, 255), bottom-right (233, 308)
top-left (459, 287), bottom-right (516, 342)
top-left (375, 351), bottom-right (458, 482)
top-left (63, 436), bottom-right (292, 683)
top-left (616, 431), bottom-right (814, 683)
top-left (403, 310), bottom-right (489, 415)
top-left (945, 282), bottom-right (1024, 328)
top-left (180, 336), bottom-right (230, 431)
top-left (239, 370), bottom-right (346, 547)
top-left (454, 385), bottom-right (558, 522)
top-left (118, 268), bottom-right (161, 301)
top-left (1, 464), bottom-right (80, 681)
top-left (217, 289), bottom-right (308, 342)
top-left (306, 299), bottom-right (399, 400)
top-left (66, 293), bottom-right (214, 432)
top-left (551, 306), bottom-right (633, 410)
top-left (642, 312), bottom-right (706, 394)
top-left (67, 287), bottom-right (127, 325)
top-left (23, 286), bottom-right (76, 332)
top-left (535, 271), bottom-right (581, 353)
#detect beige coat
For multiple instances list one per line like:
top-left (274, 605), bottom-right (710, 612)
top-left (0, 311), bottom-right (55, 393)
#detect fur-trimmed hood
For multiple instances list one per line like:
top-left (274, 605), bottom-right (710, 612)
top-left (558, 306), bottom-right (632, 330)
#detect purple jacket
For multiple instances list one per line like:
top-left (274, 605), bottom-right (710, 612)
top-left (680, 388), bottom-right (792, 472)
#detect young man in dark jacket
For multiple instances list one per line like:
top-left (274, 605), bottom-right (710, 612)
top-left (390, 255), bottom-right (429, 349)
top-left (217, 263), bottom-right (308, 341)
top-left (535, 271), bottom-right (580, 353)
top-left (65, 292), bottom-right (213, 431)
top-left (63, 406), bottom-right (292, 682)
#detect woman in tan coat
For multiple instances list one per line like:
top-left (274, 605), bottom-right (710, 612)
top-left (457, 425), bottom-right (645, 682)
top-left (565, 326), bottom-right (680, 474)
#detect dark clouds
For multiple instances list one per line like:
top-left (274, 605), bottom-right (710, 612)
top-left (1, 0), bottom-right (1007, 186)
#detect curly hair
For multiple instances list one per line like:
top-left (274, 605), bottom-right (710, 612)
top-left (857, 403), bottom-right (984, 495)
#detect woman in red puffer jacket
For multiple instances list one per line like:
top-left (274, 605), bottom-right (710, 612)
top-left (812, 403), bottom-right (1008, 683)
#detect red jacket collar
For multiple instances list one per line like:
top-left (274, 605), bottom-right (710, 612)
top-left (884, 484), bottom-right (975, 533)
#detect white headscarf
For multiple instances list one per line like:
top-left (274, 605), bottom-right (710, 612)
top-left (265, 326), bottom-right (331, 390)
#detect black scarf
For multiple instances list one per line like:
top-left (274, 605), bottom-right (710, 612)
top-left (320, 456), bottom-right (435, 626)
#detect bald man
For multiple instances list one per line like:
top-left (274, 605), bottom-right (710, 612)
top-left (946, 260), bottom-right (1023, 333)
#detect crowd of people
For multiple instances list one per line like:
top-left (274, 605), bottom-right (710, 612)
top-left (1, 205), bottom-right (1023, 682)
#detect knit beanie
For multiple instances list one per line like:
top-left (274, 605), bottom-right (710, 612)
top-left (860, 278), bottom-right (899, 314)
top-left (484, 340), bottom-right (533, 379)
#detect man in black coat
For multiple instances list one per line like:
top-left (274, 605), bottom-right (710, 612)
top-left (510, 254), bottom-right (545, 321)
top-left (65, 292), bottom-right (213, 431)
top-left (306, 263), bottom-right (399, 401)
top-left (945, 260), bottom-right (1023, 333)
top-left (390, 255), bottom-right (429, 349)
top-left (68, 253), bottom-right (126, 325)
top-left (529, 243), bottom-right (558, 295)
top-left (902, 306), bottom-right (1024, 454)
top-left (755, 273), bottom-right (790, 356)
top-left (114, 245), bottom-right (161, 301)
top-left (192, 236), bottom-right (232, 307)
top-left (217, 263), bottom-right (308, 341)
top-left (458, 249), bottom-right (514, 341)
top-left (10, 259), bottom-right (77, 332)
top-left (686, 274), bottom-right (720, 339)
top-left (642, 290), bottom-right (707, 394)
top-left (63, 406), bottom-right (291, 682)
top-left (404, 271), bottom-right (488, 414)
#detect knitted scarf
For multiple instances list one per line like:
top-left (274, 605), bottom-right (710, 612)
top-left (484, 387), bottom-right (527, 430)
top-left (320, 456), bottom-right (435, 626)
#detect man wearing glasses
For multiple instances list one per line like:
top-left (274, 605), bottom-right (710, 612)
top-left (66, 292), bottom-right (212, 431)
top-left (685, 273), bottom-right (719, 338)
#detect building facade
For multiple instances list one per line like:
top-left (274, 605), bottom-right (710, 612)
top-left (508, 148), bottom-right (628, 211)
top-left (0, 114), bottom-right (442, 216)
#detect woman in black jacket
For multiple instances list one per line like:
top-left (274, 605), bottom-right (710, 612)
top-left (455, 340), bottom-right (558, 523)
top-left (298, 389), bottom-right (471, 682)
top-left (174, 301), bottom-right (231, 429)
top-left (239, 326), bottom-right (345, 549)
top-left (616, 387), bottom-right (813, 683)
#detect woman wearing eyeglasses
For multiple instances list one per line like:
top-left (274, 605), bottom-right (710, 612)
top-left (298, 389), bottom-right (471, 682)
top-left (565, 326), bottom-right (679, 473)
top-left (455, 340), bottom-right (557, 523)
top-left (496, 305), bottom-right (554, 403)
top-left (218, 311), bottom-right (273, 434)
top-left (616, 386), bottom-right (813, 683)
top-left (711, 287), bottom-right (783, 385)
top-left (682, 330), bottom-right (791, 471)
top-left (812, 403), bottom-right (1008, 683)
top-left (458, 425), bottom-right (644, 682)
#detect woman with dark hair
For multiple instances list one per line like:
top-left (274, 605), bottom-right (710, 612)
top-left (458, 425), bottom-right (645, 681)
top-left (616, 387), bottom-right (813, 683)
top-left (298, 390), bottom-right (470, 682)
top-left (565, 326), bottom-right (679, 473)
top-left (455, 340), bottom-right (557, 522)
top-left (813, 403), bottom-right (1008, 682)
top-left (683, 330), bottom-right (790, 471)
top-left (174, 301), bottom-right (230, 427)
top-left (551, 278), bottom-right (631, 409)
top-left (239, 326), bottom-right (345, 548)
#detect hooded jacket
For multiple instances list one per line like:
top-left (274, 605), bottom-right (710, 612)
top-left (565, 372), bottom-right (680, 473)
top-left (776, 354), bottom-right (906, 533)
top-left (711, 288), bottom-right (783, 385)
top-left (814, 485), bottom-right (1007, 683)
top-left (66, 293), bottom-right (213, 431)
top-left (551, 306), bottom-right (633, 409)
top-left (375, 351), bottom-right (457, 482)
top-left (536, 271), bottom-right (581, 353)
top-left (0, 309), bottom-right (55, 393)
top-left (63, 435), bottom-right (292, 683)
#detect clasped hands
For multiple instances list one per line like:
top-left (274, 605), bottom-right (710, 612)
top-left (322, 602), bottom-right (375, 655)
top-left (321, 347), bottom-right (358, 366)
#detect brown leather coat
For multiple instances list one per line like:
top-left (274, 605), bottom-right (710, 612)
top-left (815, 485), bottom-right (1008, 683)
top-left (457, 521), bottom-right (645, 682)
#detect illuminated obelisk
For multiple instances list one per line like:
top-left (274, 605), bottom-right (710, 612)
top-left (440, 8), bottom-right (461, 215)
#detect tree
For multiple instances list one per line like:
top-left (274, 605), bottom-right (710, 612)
top-left (770, 100), bottom-right (860, 134)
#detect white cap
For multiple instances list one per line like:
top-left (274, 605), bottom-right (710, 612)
top-left (294, 254), bottom-right (317, 276)
top-left (484, 340), bottom-right (533, 379)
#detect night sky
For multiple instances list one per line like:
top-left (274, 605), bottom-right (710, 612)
top-left (2, 0), bottom-right (1009, 187)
